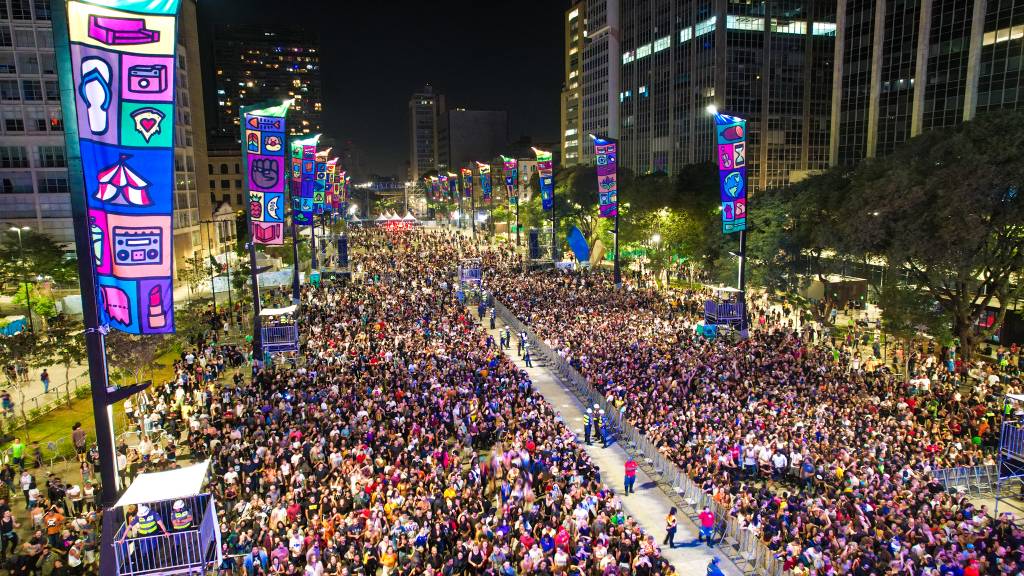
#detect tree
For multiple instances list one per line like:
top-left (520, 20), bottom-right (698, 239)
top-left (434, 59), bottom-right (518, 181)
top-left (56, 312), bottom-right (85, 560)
top-left (12, 284), bottom-right (57, 324)
top-left (833, 112), bottom-right (1024, 360)
top-left (178, 254), bottom-right (209, 302)
top-left (30, 314), bottom-right (85, 405)
top-left (0, 229), bottom-right (77, 289)
top-left (105, 332), bottom-right (168, 386)
top-left (878, 283), bottom-right (952, 378)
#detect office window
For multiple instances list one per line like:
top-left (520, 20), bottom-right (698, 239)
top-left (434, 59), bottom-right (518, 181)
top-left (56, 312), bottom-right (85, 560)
top-left (13, 27), bottom-right (32, 47)
top-left (15, 52), bottom-right (36, 74)
top-left (0, 27), bottom-right (10, 47)
top-left (39, 53), bottom-right (54, 74)
top-left (0, 146), bottom-right (28, 168)
top-left (4, 112), bottom-right (22, 132)
top-left (43, 80), bottom-right (57, 100)
top-left (10, 0), bottom-right (29, 20)
top-left (31, 0), bottom-right (49, 20)
top-left (220, 179), bottom-right (229, 189)
top-left (220, 163), bottom-right (227, 174)
top-left (37, 145), bottom-right (64, 167)
top-left (25, 106), bottom-right (45, 131)
top-left (48, 109), bottom-right (62, 131)
top-left (36, 175), bottom-right (68, 193)
top-left (209, 179), bottom-right (215, 189)
top-left (234, 179), bottom-right (241, 188)
top-left (0, 78), bottom-right (17, 99)
top-left (234, 163), bottom-right (240, 174)
top-left (207, 164), bottom-right (213, 175)
top-left (0, 52), bottom-right (14, 74)
top-left (0, 172), bottom-right (33, 193)
top-left (21, 79), bottom-right (40, 100)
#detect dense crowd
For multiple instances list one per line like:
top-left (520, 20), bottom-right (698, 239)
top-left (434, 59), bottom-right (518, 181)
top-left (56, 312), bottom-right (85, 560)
top-left (479, 250), bottom-right (1024, 575)
top-left (74, 228), bottom-right (673, 576)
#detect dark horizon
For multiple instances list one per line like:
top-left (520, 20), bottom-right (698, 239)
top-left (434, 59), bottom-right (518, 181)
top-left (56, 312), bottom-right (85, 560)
top-left (198, 0), bottom-right (567, 178)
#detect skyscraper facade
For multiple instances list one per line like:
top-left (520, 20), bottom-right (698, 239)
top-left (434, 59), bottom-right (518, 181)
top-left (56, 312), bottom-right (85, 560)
top-left (619, 0), bottom-right (836, 190)
top-left (0, 0), bottom-right (71, 243)
top-left (831, 0), bottom-right (1024, 166)
top-left (408, 84), bottom-right (444, 181)
top-left (580, 0), bottom-right (621, 165)
top-left (561, 3), bottom-right (585, 167)
top-left (209, 24), bottom-right (321, 148)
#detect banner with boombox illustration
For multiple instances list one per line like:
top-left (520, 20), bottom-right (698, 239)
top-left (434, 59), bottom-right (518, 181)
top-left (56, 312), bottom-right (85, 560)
top-left (290, 134), bottom-right (320, 226)
top-left (65, 0), bottom-right (181, 334)
top-left (242, 100), bottom-right (290, 247)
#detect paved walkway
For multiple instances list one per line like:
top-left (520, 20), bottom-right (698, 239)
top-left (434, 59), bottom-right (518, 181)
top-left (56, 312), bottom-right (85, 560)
top-left (473, 312), bottom-right (740, 576)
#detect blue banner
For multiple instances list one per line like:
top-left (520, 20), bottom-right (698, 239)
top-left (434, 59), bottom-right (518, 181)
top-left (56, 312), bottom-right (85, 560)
top-left (715, 114), bottom-right (747, 234)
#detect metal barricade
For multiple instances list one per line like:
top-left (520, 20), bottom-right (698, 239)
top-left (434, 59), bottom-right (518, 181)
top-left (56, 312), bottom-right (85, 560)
top-left (493, 297), bottom-right (781, 575)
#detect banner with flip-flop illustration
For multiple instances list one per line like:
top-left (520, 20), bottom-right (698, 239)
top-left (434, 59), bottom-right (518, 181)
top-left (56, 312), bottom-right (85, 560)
top-left (66, 0), bottom-right (181, 334)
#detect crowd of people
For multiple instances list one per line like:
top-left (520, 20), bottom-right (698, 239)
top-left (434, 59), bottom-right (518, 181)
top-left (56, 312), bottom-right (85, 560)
top-left (478, 247), bottom-right (1024, 575)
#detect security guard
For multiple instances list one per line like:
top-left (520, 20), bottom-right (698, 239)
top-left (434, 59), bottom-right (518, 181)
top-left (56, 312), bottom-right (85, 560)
top-left (600, 409), bottom-right (610, 448)
top-left (583, 408), bottom-right (593, 444)
top-left (132, 504), bottom-right (168, 537)
top-left (170, 499), bottom-right (193, 532)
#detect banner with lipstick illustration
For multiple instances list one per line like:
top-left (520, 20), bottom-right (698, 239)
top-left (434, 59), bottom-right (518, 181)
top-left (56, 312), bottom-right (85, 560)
top-left (242, 100), bottom-right (290, 248)
top-left (290, 134), bottom-right (320, 226)
top-left (714, 113), bottom-right (747, 234)
top-left (501, 156), bottom-right (518, 206)
top-left (476, 162), bottom-right (492, 202)
top-left (461, 167), bottom-right (473, 200)
top-left (65, 0), bottom-right (181, 334)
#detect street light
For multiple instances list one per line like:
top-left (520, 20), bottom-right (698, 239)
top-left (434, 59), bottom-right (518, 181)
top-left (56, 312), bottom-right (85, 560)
top-left (8, 226), bottom-right (33, 334)
top-left (705, 103), bottom-right (718, 115)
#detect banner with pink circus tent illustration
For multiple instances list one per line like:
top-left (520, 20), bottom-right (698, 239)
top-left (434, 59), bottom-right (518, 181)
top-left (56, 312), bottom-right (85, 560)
top-left (64, 0), bottom-right (181, 334)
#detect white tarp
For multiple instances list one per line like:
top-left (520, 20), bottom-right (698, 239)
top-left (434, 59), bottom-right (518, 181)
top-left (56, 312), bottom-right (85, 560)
top-left (115, 461), bottom-right (210, 508)
top-left (259, 305), bottom-right (297, 317)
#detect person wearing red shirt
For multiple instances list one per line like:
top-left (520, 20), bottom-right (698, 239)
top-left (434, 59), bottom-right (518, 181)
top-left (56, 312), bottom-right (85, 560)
top-left (624, 458), bottom-right (638, 495)
top-left (698, 506), bottom-right (716, 548)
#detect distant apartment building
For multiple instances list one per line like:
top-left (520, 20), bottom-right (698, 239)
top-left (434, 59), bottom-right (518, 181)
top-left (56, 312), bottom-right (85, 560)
top-left (209, 24), bottom-right (322, 148)
top-left (580, 0), bottom-right (621, 165)
top-left (561, 3), bottom-right (585, 167)
top-left (408, 84), bottom-right (445, 180)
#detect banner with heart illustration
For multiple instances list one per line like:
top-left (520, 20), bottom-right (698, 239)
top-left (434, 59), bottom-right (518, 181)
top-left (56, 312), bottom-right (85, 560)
top-left (64, 0), bottom-right (181, 334)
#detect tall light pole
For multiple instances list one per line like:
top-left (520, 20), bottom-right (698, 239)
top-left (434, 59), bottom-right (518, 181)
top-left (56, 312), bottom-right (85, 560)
top-left (9, 226), bottom-right (33, 333)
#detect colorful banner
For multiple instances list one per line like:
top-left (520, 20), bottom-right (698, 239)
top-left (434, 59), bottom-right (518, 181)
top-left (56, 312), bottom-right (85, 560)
top-left (313, 149), bottom-right (329, 215)
top-left (438, 173), bottom-right (449, 200)
top-left (502, 156), bottom-right (518, 207)
top-left (461, 167), bottom-right (474, 200)
top-left (66, 0), bottom-right (182, 334)
top-left (290, 134), bottom-right (319, 226)
top-left (593, 137), bottom-right (618, 218)
top-left (336, 169), bottom-right (346, 213)
top-left (446, 172), bottom-right (459, 198)
top-left (325, 158), bottom-right (338, 212)
top-left (477, 162), bottom-right (492, 202)
top-left (715, 114), bottom-right (746, 234)
top-left (533, 148), bottom-right (554, 211)
top-left (242, 100), bottom-right (290, 247)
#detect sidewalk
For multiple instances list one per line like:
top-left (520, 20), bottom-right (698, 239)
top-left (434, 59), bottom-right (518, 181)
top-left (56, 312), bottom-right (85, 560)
top-left (474, 313), bottom-right (740, 576)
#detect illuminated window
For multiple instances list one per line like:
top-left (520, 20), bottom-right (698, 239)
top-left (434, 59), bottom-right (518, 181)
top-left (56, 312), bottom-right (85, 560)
top-left (653, 36), bottom-right (670, 53)
top-left (983, 24), bottom-right (1024, 46)
top-left (636, 43), bottom-right (652, 59)
top-left (680, 27), bottom-right (692, 43)
top-left (622, 51), bottom-right (634, 64)
top-left (726, 15), bottom-right (763, 32)
top-left (695, 17), bottom-right (716, 37)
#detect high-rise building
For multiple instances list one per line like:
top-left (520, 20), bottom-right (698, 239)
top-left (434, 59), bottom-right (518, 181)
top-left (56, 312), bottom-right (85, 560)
top-left (561, 3), bottom-right (585, 167)
top-left (831, 0), bottom-right (1024, 166)
top-left (209, 24), bottom-right (321, 148)
top-left (408, 84), bottom-right (445, 180)
top-left (580, 0), bottom-right (621, 165)
top-left (0, 0), bottom-right (71, 243)
top-left (438, 109), bottom-right (510, 171)
top-left (619, 1), bottom-right (837, 190)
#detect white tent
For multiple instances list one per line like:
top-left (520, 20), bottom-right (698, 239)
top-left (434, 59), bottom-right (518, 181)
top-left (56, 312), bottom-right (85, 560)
top-left (115, 461), bottom-right (210, 508)
top-left (402, 213), bottom-right (417, 221)
top-left (259, 305), bottom-right (297, 317)
top-left (375, 214), bottom-right (388, 222)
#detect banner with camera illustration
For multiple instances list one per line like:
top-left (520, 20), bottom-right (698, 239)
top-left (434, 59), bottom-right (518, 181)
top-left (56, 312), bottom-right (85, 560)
top-left (64, 0), bottom-right (182, 334)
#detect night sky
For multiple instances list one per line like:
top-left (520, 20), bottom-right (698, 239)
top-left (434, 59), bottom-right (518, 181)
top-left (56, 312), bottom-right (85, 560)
top-left (198, 0), bottom-right (567, 177)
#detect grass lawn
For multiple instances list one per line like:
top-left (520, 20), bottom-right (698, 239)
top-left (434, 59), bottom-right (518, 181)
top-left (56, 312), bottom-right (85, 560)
top-left (2, 348), bottom-right (181, 458)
